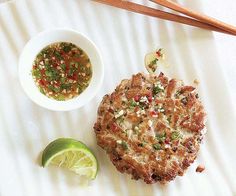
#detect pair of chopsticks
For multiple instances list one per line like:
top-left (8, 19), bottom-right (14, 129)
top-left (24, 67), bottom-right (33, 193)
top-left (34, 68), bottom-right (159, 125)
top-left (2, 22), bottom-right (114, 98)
top-left (94, 0), bottom-right (236, 36)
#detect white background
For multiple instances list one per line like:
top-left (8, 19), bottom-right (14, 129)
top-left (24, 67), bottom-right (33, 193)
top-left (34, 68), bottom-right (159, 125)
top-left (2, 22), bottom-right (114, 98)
top-left (0, 0), bottom-right (236, 196)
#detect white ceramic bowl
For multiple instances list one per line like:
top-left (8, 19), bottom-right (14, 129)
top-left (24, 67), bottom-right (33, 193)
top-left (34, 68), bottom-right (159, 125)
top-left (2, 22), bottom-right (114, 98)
top-left (19, 28), bottom-right (104, 111)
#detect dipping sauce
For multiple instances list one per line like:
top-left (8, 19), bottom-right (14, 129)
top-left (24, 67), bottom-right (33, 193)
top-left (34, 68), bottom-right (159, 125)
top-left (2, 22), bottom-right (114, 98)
top-left (32, 42), bottom-right (92, 101)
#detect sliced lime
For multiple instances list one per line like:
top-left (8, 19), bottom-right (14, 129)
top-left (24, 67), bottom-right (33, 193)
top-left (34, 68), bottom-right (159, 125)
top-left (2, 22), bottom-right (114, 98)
top-left (42, 138), bottom-right (98, 180)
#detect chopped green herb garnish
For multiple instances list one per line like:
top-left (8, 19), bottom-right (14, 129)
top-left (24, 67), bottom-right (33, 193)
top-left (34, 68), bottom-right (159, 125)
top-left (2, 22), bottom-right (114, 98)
top-left (138, 143), bottom-right (145, 147)
top-left (60, 63), bottom-right (66, 70)
top-left (122, 141), bottom-right (128, 150)
top-left (74, 62), bottom-right (79, 68)
top-left (45, 70), bottom-right (53, 77)
top-left (148, 59), bottom-right (158, 71)
top-left (53, 88), bottom-right (60, 93)
top-left (48, 85), bottom-right (60, 93)
top-left (60, 77), bottom-right (66, 83)
top-left (61, 83), bottom-right (71, 90)
top-left (53, 71), bottom-right (60, 80)
top-left (86, 68), bottom-right (92, 75)
top-left (130, 100), bottom-right (137, 108)
top-left (155, 132), bottom-right (166, 142)
top-left (171, 131), bottom-right (183, 140)
top-left (77, 85), bottom-right (83, 93)
top-left (74, 53), bottom-right (81, 58)
top-left (32, 69), bottom-right (41, 78)
top-left (79, 49), bottom-right (83, 54)
top-left (44, 62), bottom-right (50, 68)
top-left (55, 51), bottom-right (61, 59)
top-left (153, 143), bottom-right (162, 150)
top-left (36, 54), bottom-right (43, 61)
top-left (150, 58), bottom-right (158, 66)
top-left (116, 117), bottom-right (124, 126)
top-left (167, 116), bottom-right (172, 124)
top-left (57, 94), bottom-right (65, 101)
top-left (175, 90), bottom-right (182, 98)
top-left (118, 140), bottom-right (128, 150)
top-left (158, 107), bottom-right (165, 113)
top-left (63, 45), bottom-right (71, 53)
top-left (68, 69), bottom-right (73, 76)
top-left (153, 85), bottom-right (164, 95)
top-left (39, 87), bottom-right (45, 95)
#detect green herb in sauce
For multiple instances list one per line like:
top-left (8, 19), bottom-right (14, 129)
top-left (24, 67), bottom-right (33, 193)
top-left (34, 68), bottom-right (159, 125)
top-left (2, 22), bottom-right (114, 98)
top-left (32, 42), bottom-right (92, 101)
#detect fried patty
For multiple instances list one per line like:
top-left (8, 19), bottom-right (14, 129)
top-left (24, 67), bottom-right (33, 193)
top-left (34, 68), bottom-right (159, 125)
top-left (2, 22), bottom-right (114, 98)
top-left (94, 72), bottom-right (206, 184)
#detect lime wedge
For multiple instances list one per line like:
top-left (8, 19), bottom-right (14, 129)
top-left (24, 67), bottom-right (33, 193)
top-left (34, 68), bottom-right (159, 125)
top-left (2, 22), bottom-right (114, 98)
top-left (42, 138), bottom-right (98, 180)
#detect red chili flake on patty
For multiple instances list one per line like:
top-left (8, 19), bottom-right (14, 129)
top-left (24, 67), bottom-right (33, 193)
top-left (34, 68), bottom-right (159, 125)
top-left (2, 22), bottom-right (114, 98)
top-left (155, 99), bottom-right (163, 104)
top-left (150, 111), bottom-right (158, 117)
top-left (108, 108), bottom-right (114, 113)
top-left (134, 95), bottom-right (140, 102)
top-left (111, 123), bottom-right (119, 132)
top-left (134, 107), bottom-right (139, 112)
top-left (165, 139), bottom-right (170, 144)
top-left (146, 93), bottom-right (153, 102)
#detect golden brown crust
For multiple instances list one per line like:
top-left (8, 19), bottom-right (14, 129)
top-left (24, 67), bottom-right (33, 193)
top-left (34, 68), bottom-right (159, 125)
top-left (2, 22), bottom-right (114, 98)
top-left (94, 72), bottom-right (206, 184)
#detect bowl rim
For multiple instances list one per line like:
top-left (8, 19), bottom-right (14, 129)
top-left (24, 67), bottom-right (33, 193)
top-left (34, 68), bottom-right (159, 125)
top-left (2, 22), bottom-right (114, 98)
top-left (18, 28), bottom-right (104, 111)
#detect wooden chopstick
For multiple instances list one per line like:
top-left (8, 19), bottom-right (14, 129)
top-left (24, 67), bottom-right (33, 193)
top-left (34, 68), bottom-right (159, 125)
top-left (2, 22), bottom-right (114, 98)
top-left (94, 0), bottom-right (235, 36)
top-left (151, 0), bottom-right (236, 35)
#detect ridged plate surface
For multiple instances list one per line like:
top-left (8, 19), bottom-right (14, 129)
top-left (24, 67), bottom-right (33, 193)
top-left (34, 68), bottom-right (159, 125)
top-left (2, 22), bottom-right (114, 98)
top-left (0, 0), bottom-right (235, 196)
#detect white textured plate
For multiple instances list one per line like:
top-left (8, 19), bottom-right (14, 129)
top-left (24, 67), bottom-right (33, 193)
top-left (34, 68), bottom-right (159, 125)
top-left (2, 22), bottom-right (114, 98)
top-left (0, 0), bottom-right (235, 196)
